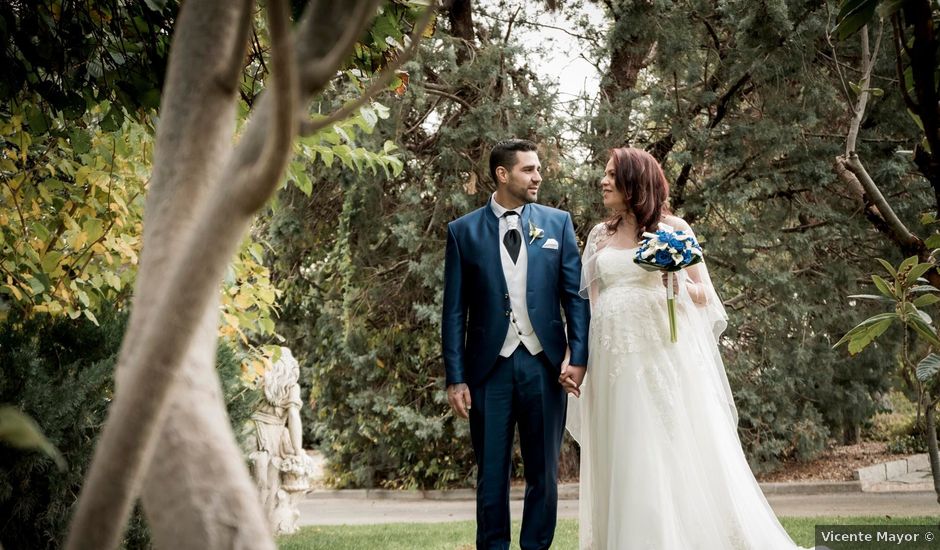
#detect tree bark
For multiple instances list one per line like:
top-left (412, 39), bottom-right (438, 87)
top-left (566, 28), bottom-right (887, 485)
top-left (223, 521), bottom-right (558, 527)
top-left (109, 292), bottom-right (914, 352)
top-left (446, 0), bottom-right (475, 62)
top-left (66, 1), bottom-right (386, 548)
top-left (925, 401), bottom-right (940, 505)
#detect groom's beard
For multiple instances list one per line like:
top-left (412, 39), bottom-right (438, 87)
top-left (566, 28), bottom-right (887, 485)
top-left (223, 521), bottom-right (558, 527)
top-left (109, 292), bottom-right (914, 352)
top-left (508, 184), bottom-right (539, 204)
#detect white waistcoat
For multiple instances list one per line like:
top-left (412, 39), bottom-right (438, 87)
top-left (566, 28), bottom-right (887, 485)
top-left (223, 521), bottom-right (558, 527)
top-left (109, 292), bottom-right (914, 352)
top-left (499, 217), bottom-right (543, 357)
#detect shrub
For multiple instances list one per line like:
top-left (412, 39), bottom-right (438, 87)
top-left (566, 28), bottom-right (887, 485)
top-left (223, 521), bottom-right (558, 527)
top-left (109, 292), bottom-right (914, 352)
top-left (0, 310), bottom-right (257, 549)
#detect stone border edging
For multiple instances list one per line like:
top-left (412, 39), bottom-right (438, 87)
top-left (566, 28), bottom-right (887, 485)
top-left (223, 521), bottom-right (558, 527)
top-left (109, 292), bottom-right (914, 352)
top-left (856, 454), bottom-right (925, 485)
top-left (306, 481), bottom-right (863, 501)
top-left (856, 454), bottom-right (931, 492)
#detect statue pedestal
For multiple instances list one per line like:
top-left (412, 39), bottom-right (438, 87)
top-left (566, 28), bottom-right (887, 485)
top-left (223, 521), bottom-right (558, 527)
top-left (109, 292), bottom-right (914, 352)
top-left (269, 454), bottom-right (316, 535)
top-left (247, 347), bottom-right (314, 536)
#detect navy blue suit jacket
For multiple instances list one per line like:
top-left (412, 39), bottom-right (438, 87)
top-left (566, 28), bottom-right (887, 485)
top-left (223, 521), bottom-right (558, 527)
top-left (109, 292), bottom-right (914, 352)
top-left (442, 199), bottom-right (590, 387)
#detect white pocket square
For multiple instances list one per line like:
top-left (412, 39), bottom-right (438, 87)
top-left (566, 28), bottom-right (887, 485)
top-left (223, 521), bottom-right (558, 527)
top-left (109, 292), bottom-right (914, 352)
top-left (542, 238), bottom-right (559, 249)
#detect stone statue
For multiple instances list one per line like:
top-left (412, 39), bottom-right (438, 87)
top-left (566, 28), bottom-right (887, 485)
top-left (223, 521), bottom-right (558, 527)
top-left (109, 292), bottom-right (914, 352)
top-left (249, 347), bottom-right (315, 535)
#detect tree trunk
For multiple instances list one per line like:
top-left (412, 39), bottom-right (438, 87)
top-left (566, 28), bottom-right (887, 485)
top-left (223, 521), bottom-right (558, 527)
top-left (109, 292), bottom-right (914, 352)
top-left (65, 1), bottom-right (386, 547)
top-left (925, 400), bottom-right (940, 506)
top-left (446, 0), bottom-right (475, 62)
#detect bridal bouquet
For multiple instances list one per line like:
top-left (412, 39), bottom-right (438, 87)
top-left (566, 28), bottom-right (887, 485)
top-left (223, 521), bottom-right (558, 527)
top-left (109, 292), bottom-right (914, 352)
top-left (633, 223), bottom-right (704, 342)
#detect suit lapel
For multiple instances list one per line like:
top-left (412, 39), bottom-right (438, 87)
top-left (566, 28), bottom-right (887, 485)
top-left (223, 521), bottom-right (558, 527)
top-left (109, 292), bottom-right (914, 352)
top-left (523, 204), bottom-right (539, 289)
top-left (482, 199), bottom-right (510, 296)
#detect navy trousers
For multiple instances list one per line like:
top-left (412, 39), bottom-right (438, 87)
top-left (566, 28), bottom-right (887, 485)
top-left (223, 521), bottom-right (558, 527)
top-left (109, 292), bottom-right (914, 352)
top-left (468, 346), bottom-right (568, 550)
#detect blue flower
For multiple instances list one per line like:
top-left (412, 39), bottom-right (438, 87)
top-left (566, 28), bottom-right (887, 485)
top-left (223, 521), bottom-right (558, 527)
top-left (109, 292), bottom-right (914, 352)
top-left (682, 249), bottom-right (692, 263)
top-left (655, 249), bottom-right (674, 266)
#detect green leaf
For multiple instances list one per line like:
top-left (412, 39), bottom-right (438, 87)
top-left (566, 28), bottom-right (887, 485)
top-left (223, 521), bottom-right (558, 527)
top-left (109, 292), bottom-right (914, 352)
top-left (913, 294), bottom-right (940, 308)
top-left (921, 212), bottom-right (937, 226)
top-left (69, 129), bottom-right (92, 155)
top-left (359, 105), bottom-right (379, 129)
top-left (926, 234), bottom-right (940, 249)
top-left (83, 218), bottom-right (105, 244)
top-left (26, 104), bottom-right (49, 133)
top-left (0, 406), bottom-right (66, 470)
top-left (83, 309), bottom-right (99, 326)
top-left (335, 145), bottom-right (353, 169)
top-left (908, 107), bottom-right (925, 132)
top-left (908, 315), bottom-right (940, 347)
top-left (899, 255), bottom-right (919, 274)
top-left (847, 294), bottom-right (894, 303)
top-left (834, 312), bottom-right (899, 349)
top-left (907, 263), bottom-right (934, 283)
top-left (871, 274), bottom-right (896, 299)
top-left (847, 318), bottom-right (894, 355)
top-left (835, 0), bottom-right (878, 40)
top-left (294, 169), bottom-right (312, 196)
top-left (877, 0), bottom-right (907, 18)
top-left (27, 277), bottom-right (46, 295)
top-left (917, 353), bottom-right (940, 382)
top-left (319, 147), bottom-right (334, 168)
top-left (40, 251), bottom-right (63, 273)
top-left (876, 258), bottom-right (897, 278)
top-left (911, 285), bottom-right (940, 293)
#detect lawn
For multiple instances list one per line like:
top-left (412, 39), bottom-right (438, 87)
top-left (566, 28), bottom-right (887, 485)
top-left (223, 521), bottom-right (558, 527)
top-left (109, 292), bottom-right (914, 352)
top-left (278, 516), bottom-right (940, 549)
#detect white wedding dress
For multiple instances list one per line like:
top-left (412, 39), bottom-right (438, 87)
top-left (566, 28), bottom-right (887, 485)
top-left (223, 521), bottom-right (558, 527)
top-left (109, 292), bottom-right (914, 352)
top-left (566, 223), bottom-right (806, 550)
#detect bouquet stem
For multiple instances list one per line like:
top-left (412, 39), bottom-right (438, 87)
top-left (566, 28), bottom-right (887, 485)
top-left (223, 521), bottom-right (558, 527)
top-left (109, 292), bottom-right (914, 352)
top-left (666, 272), bottom-right (677, 343)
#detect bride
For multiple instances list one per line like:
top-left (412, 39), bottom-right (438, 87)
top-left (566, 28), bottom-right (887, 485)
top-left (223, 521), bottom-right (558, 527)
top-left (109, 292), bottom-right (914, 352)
top-left (564, 147), bottom-right (806, 549)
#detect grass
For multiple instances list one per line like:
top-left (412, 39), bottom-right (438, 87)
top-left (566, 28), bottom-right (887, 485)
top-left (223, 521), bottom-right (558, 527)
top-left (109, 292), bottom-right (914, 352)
top-left (278, 516), bottom-right (940, 549)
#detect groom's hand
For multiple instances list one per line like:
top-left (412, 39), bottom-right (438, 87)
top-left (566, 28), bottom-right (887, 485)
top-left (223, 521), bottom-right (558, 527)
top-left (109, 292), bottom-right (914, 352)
top-left (446, 383), bottom-right (472, 419)
top-left (559, 363), bottom-right (586, 398)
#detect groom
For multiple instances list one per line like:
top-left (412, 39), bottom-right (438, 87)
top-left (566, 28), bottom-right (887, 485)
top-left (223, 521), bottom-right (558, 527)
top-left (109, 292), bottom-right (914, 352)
top-left (442, 139), bottom-right (590, 550)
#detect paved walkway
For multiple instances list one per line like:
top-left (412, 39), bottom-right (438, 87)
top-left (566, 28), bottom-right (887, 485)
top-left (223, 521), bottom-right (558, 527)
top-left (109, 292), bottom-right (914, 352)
top-left (299, 492), bottom-right (938, 526)
top-left (300, 452), bottom-right (939, 526)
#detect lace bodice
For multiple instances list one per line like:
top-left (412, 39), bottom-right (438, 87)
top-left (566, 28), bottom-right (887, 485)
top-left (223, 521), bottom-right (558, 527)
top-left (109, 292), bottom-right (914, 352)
top-left (594, 246), bottom-right (662, 293)
top-left (589, 246), bottom-right (673, 357)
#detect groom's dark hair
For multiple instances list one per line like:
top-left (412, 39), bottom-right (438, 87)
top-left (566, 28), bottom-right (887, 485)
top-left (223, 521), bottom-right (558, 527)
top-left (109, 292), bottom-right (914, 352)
top-left (489, 139), bottom-right (538, 184)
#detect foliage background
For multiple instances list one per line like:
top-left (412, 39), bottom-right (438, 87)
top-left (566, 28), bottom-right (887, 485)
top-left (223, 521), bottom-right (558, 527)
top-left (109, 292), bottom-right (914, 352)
top-left (1, 0), bottom-right (937, 517)
top-left (269, 0), bottom-right (930, 489)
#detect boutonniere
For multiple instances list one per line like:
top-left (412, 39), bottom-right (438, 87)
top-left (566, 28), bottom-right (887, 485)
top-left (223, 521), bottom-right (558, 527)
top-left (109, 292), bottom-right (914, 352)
top-left (528, 221), bottom-right (545, 245)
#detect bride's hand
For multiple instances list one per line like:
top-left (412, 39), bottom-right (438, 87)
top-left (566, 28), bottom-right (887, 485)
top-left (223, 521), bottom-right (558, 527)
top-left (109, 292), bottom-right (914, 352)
top-left (661, 272), bottom-right (679, 294)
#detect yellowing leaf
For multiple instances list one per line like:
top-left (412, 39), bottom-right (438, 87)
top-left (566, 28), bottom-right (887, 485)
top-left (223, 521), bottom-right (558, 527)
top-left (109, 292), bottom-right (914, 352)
top-left (0, 406), bottom-right (66, 470)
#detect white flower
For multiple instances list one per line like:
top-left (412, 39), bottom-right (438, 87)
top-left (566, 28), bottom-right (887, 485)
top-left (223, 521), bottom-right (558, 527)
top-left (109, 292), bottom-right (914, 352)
top-left (528, 221), bottom-right (545, 244)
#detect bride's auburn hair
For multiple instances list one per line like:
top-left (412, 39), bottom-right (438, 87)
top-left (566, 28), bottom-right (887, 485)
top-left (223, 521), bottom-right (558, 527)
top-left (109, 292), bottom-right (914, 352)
top-left (605, 147), bottom-right (670, 239)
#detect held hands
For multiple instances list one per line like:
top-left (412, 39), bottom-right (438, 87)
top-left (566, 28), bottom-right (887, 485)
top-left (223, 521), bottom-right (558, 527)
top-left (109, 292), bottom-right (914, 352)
top-left (446, 383), bottom-right (472, 419)
top-left (559, 362), bottom-right (586, 398)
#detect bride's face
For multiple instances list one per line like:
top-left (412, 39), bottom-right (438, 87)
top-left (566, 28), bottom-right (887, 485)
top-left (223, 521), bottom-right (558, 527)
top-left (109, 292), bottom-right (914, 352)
top-left (601, 157), bottom-right (625, 211)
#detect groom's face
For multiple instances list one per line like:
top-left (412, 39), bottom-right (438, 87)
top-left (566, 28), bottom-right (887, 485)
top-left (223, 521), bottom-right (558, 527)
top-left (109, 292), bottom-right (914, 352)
top-left (501, 151), bottom-right (542, 205)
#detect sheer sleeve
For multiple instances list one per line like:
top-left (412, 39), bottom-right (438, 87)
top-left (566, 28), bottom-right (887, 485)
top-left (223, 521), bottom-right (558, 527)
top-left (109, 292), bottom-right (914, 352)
top-left (579, 222), bottom-right (609, 306)
top-left (676, 249), bottom-right (737, 428)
